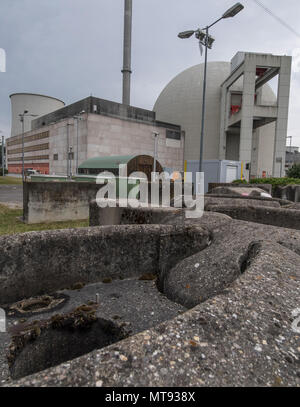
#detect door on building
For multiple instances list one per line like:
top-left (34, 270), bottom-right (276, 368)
top-left (226, 165), bottom-right (238, 183)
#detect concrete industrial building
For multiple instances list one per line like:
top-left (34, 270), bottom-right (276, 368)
top-left (7, 93), bottom-right (65, 174)
top-left (7, 52), bottom-right (292, 182)
top-left (6, 96), bottom-right (184, 175)
top-left (286, 145), bottom-right (300, 170)
top-left (154, 52), bottom-right (292, 180)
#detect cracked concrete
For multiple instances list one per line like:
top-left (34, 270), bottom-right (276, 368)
top-left (0, 204), bottom-right (299, 387)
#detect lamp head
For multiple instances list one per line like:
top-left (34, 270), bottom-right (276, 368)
top-left (222, 3), bottom-right (244, 18)
top-left (178, 30), bottom-right (195, 39)
top-left (207, 36), bottom-right (215, 49)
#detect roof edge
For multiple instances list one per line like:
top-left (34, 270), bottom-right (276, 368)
top-left (9, 93), bottom-right (65, 105)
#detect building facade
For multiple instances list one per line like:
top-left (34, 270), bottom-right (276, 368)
top-left (6, 97), bottom-right (184, 175)
top-left (154, 52), bottom-right (292, 180)
top-left (286, 146), bottom-right (300, 171)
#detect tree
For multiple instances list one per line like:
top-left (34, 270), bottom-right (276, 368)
top-left (287, 164), bottom-right (300, 179)
top-left (0, 144), bottom-right (6, 175)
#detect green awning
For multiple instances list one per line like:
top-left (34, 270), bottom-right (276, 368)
top-left (78, 155), bottom-right (137, 169)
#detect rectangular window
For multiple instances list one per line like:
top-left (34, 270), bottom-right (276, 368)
top-left (53, 154), bottom-right (58, 161)
top-left (166, 129), bottom-right (181, 140)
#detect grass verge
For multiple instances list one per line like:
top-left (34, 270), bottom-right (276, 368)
top-left (0, 176), bottom-right (23, 185)
top-left (0, 204), bottom-right (88, 236)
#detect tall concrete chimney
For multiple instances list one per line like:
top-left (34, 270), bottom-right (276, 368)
top-left (122, 0), bottom-right (132, 105)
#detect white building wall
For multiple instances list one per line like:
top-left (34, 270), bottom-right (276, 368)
top-left (48, 114), bottom-right (184, 175)
top-left (154, 59), bottom-right (288, 179)
top-left (86, 114), bottom-right (184, 171)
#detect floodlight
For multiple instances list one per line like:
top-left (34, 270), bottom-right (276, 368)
top-left (207, 36), bottom-right (215, 49)
top-left (195, 30), bottom-right (206, 42)
top-left (222, 3), bottom-right (244, 19)
top-left (178, 30), bottom-right (195, 39)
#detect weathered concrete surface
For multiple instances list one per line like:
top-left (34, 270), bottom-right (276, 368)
top-left (162, 217), bottom-right (300, 307)
top-left (23, 182), bottom-right (103, 224)
top-left (0, 224), bottom-right (209, 304)
top-left (89, 200), bottom-right (185, 227)
top-left (208, 182), bottom-right (300, 203)
top-left (23, 182), bottom-right (187, 224)
top-left (205, 196), bottom-right (280, 209)
top-left (208, 183), bottom-right (272, 195)
top-left (2, 279), bottom-right (186, 380)
top-left (207, 205), bottom-right (300, 230)
top-left (205, 194), bottom-right (291, 207)
top-left (277, 185), bottom-right (300, 203)
top-left (209, 186), bottom-right (272, 198)
top-left (284, 202), bottom-right (300, 210)
top-left (3, 213), bottom-right (300, 387)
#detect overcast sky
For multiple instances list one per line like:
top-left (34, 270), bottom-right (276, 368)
top-left (1, 0), bottom-right (300, 146)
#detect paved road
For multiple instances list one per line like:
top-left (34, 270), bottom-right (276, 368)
top-left (0, 185), bottom-right (23, 205)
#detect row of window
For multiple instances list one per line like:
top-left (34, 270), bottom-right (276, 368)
top-left (7, 131), bottom-right (49, 147)
top-left (7, 143), bottom-right (49, 155)
top-left (8, 155), bottom-right (49, 162)
top-left (53, 153), bottom-right (74, 160)
top-left (166, 129), bottom-right (181, 140)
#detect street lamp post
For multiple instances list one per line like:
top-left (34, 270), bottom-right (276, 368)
top-left (0, 131), bottom-right (4, 177)
top-left (152, 132), bottom-right (159, 182)
top-left (69, 146), bottom-right (73, 178)
top-left (66, 122), bottom-right (71, 179)
top-left (178, 3), bottom-right (244, 177)
top-left (19, 110), bottom-right (38, 181)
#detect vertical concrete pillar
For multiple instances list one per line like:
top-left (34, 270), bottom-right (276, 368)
top-left (219, 85), bottom-right (227, 160)
top-left (239, 59), bottom-right (256, 180)
top-left (273, 56), bottom-right (292, 177)
top-left (251, 129), bottom-right (260, 177)
top-left (251, 88), bottom-right (262, 178)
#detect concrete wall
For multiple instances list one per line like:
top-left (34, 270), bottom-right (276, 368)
top-left (49, 116), bottom-right (88, 175)
top-left (23, 182), bottom-right (104, 224)
top-left (23, 180), bottom-right (187, 224)
top-left (89, 201), bottom-right (185, 227)
top-left (275, 185), bottom-right (300, 202)
top-left (0, 224), bottom-right (209, 304)
top-left (86, 114), bottom-right (184, 171)
top-left (47, 113), bottom-right (184, 175)
top-left (207, 183), bottom-right (273, 194)
top-left (207, 205), bottom-right (300, 230)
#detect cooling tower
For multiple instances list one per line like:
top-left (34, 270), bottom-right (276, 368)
top-left (10, 93), bottom-right (65, 137)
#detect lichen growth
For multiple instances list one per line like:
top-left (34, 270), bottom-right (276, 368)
top-left (7, 303), bottom-right (99, 368)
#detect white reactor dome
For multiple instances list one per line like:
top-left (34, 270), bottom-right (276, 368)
top-left (10, 93), bottom-right (65, 137)
top-left (153, 62), bottom-right (277, 161)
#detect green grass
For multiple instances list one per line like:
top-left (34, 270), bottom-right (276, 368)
top-left (0, 176), bottom-right (23, 185)
top-left (0, 204), bottom-right (89, 236)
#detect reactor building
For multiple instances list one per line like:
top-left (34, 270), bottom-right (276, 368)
top-left (154, 52), bottom-right (292, 181)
